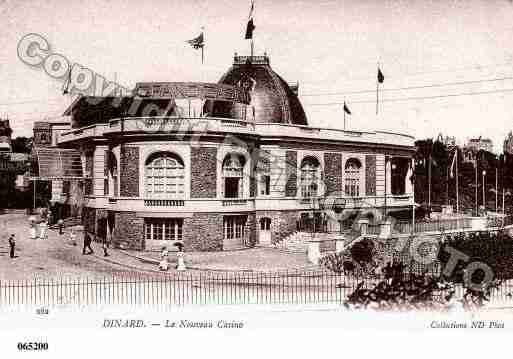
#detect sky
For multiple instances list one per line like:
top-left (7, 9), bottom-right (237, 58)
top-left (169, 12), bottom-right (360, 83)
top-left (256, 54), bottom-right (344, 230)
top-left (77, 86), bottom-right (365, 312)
top-left (1, 0), bottom-right (513, 152)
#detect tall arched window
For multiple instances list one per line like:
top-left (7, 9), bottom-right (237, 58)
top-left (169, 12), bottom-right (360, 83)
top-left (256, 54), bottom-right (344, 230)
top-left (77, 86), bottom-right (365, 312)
top-left (345, 158), bottom-right (362, 197)
top-left (300, 156), bottom-right (320, 198)
top-left (145, 152), bottom-right (185, 198)
top-left (107, 151), bottom-right (118, 197)
top-left (223, 154), bottom-right (245, 198)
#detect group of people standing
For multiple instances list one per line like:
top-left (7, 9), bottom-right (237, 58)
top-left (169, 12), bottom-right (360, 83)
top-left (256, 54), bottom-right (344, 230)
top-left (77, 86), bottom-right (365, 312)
top-left (5, 207), bottom-right (110, 260)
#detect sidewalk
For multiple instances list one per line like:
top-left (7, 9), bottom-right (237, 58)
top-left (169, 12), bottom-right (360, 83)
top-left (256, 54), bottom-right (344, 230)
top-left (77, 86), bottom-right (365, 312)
top-left (117, 247), bottom-right (317, 273)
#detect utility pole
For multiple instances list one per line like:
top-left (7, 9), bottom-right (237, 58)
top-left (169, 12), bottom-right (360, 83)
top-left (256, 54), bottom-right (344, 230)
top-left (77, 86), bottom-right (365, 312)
top-left (475, 153), bottom-right (478, 216)
top-left (482, 170), bottom-right (486, 212)
top-left (455, 150), bottom-right (459, 214)
top-left (428, 155), bottom-right (432, 213)
top-left (496, 167), bottom-right (498, 213)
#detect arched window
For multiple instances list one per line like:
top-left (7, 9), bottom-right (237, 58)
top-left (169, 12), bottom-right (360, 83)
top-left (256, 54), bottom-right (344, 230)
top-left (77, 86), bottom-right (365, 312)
top-left (145, 153), bottom-right (185, 198)
top-left (107, 151), bottom-right (118, 197)
top-left (223, 154), bottom-right (245, 198)
top-left (300, 156), bottom-right (320, 198)
top-left (345, 158), bottom-right (362, 197)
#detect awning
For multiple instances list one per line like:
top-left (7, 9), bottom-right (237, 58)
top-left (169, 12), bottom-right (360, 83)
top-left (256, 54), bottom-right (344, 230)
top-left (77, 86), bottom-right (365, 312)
top-left (31, 148), bottom-right (84, 180)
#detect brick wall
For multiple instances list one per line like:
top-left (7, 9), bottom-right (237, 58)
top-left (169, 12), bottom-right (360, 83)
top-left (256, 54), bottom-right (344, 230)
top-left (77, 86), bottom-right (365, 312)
top-left (249, 172), bottom-right (256, 197)
top-left (120, 146), bottom-right (139, 197)
top-left (190, 147), bottom-right (217, 198)
top-left (84, 152), bottom-right (94, 195)
top-left (285, 150), bottom-right (297, 197)
top-left (112, 211), bottom-right (144, 250)
top-left (244, 213), bottom-right (257, 247)
top-left (82, 206), bottom-right (96, 234)
top-left (324, 152), bottom-right (342, 195)
top-left (365, 155), bottom-right (377, 196)
top-left (183, 213), bottom-right (224, 251)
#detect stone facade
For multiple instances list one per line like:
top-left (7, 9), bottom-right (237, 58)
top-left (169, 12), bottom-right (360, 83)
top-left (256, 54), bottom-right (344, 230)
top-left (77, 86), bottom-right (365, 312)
top-left (244, 213), bottom-right (257, 247)
top-left (324, 152), bottom-right (342, 195)
top-left (365, 155), bottom-right (376, 196)
top-left (120, 146), bottom-right (139, 197)
top-left (84, 153), bottom-right (94, 195)
top-left (112, 211), bottom-right (145, 250)
top-left (285, 150), bottom-right (297, 197)
top-left (183, 213), bottom-right (224, 251)
top-left (82, 206), bottom-right (96, 234)
top-left (190, 147), bottom-right (217, 198)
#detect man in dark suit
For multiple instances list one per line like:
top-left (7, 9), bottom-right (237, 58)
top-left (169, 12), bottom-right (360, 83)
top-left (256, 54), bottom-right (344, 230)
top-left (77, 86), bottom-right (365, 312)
top-left (82, 232), bottom-right (94, 255)
top-left (8, 234), bottom-right (15, 258)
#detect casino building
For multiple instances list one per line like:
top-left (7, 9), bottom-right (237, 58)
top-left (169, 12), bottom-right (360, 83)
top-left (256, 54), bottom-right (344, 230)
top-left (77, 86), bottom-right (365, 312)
top-left (32, 54), bottom-right (415, 251)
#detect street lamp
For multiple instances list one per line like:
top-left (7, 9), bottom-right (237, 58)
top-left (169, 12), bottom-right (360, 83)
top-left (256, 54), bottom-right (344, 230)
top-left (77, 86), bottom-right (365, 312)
top-left (482, 170), bottom-right (486, 213)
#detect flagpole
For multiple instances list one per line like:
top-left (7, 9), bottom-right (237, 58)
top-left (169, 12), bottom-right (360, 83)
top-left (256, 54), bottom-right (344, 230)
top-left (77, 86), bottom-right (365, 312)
top-left (376, 64), bottom-right (379, 116)
top-left (428, 155), bottom-right (432, 213)
top-left (343, 100), bottom-right (346, 130)
top-left (475, 153), bottom-right (478, 215)
top-left (456, 149), bottom-right (459, 214)
top-left (201, 28), bottom-right (205, 65)
top-left (496, 166), bottom-right (498, 212)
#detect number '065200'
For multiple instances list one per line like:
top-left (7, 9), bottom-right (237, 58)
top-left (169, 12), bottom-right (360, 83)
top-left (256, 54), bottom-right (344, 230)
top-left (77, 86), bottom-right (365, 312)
top-left (17, 342), bottom-right (48, 351)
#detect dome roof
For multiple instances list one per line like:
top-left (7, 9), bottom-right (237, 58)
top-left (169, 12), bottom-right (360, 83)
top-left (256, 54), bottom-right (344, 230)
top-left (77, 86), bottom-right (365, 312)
top-left (205, 55), bottom-right (308, 125)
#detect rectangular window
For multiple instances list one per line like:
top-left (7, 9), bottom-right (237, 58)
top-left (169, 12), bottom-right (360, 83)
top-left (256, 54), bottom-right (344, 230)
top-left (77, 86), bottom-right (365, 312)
top-left (223, 215), bottom-right (247, 240)
top-left (224, 177), bottom-right (241, 198)
top-left (345, 179), bottom-right (359, 196)
top-left (260, 175), bottom-right (271, 196)
top-left (144, 218), bottom-right (183, 241)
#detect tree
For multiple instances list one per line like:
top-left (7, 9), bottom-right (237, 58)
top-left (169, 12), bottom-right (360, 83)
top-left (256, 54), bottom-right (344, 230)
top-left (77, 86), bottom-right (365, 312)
top-left (11, 136), bottom-right (33, 153)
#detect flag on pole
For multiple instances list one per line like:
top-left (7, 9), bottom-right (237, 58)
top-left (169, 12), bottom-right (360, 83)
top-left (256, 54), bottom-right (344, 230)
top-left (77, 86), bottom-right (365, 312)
top-left (377, 67), bottom-right (384, 83)
top-left (186, 30), bottom-right (205, 64)
top-left (450, 150), bottom-right (457, 178)
top-left (245, 1), bottom-right (255, 39)
top-left (343, 102), bottom-right (351, 115)
top-left (186, 32), bottom-right (205, 49)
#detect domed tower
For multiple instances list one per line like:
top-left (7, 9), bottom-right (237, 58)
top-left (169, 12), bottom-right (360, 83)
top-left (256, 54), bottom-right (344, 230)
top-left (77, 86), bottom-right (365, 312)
top-left (205, 54), bottom-right (308, 125)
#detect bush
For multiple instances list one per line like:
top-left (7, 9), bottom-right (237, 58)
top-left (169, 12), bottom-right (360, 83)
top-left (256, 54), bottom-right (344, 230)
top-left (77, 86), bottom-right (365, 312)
top-left (344, 262), bottom-right (501, 311)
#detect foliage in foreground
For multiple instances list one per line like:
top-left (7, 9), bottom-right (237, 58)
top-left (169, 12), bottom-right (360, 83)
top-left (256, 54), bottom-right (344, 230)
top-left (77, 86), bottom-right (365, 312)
top-left (343, 263), bottom-right (502, 312)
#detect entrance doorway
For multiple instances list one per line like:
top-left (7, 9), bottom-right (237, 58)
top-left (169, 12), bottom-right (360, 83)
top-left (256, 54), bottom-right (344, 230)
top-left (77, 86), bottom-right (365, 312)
top-left (259, 217), bottom-right (272, 244)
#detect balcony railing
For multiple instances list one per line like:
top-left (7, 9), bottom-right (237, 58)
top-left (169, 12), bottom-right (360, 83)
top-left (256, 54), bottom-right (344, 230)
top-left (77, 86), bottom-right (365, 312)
top-left (144, 199), bottom-right (185, 207)
top-left (222, 199), bottom-right (247, 206)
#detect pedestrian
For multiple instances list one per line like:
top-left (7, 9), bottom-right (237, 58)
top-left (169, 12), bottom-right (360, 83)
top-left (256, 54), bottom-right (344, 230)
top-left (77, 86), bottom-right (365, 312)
top-left (38, 220), bottom-right (48, 240)
top-left (158, 246), bottom-right (169, 271)
top-left (82, 232), bottom-right (94, 255)
top-left (69, 228), bottom-right (77, 246)
top-left (8, 234), bottom-right (15, 258)
top-left (58, 219), bottom-right (64, 235)
top-left (29, 215), bottom-right (37, 239)
top-left (102, 238), bottom-right (109, 257)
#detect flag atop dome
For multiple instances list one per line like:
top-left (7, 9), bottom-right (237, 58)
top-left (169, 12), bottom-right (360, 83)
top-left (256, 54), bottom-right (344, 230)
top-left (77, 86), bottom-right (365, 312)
top-left (245, 0), bottom-right (255, 39)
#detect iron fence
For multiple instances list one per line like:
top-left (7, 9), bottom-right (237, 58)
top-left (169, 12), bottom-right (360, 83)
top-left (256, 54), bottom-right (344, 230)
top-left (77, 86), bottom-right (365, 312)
top-left (0, 270), bottom-right (365, 307)
top-left (1, 270), bottom-right (512, 307)
top-left (394, 218), bottom-right (474, 234)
